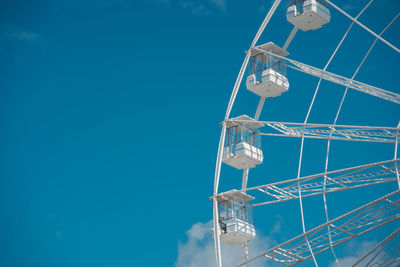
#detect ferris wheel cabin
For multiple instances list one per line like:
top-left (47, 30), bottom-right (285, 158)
top-left (216, 190), bottom-right (256, 246)
top-left (222, 115), bottom-right (263, 170)
top-left (246, 42), bottom-right (289, 98)
top-left (286, 0), bottom-right (331, 31)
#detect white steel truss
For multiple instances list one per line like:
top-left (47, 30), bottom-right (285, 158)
top-left (250, 47), bottom-right (400, 104)
top-left (237, 190), bottom-right (400, 266)
top-left (243, 159), bottom-right (400, 207)
top-left (352, 227), bottom-right (400, 266)
top-left (262, 121), bottom-right (399, 143)
top-left (228, 119), bottom-right (399, 144)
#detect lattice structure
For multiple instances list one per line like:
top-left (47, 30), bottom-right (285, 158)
top-left (352, 228), bottom-right (400, 266)
top-left (261, 122), bottom-right (399, 143)
top-left (242, 159), bottom-right (400, 206)
top-left (237, 190), bottom-right (400, 266)
top-left (226, 119), bottom-right (400, 143)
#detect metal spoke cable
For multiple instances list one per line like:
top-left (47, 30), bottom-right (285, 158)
top-left (296, 128), bottom-right (319, 266)
top-left (322, 0), bottom-right (374, 261)
top-left (325, 0), bottom-right (400, 54)
top-left (294, 45), bottom-right (326, 267)
top-left (395, 121), bottom-right (400, 189)
top-left (289, 1), bottom-right (377, 264)
top-left (324, 10), bottom-right (399, 259)
top-left (323, 2), bottom-right (397, 263)
top-left (351, 228), bottom-right (400, 266)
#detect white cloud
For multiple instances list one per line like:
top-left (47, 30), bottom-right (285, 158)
top-left (269, 215), bottom-right (284, 235)
top-left (329, 239), bottom-right (377, 267)
top-left (175, 221), bottom-right (277, 267)
top-left (209, 0), bottom-right (226, 12)
top-left (181, 2), bottom-right (210, 16)
top-left (56, 231), bottom-right (63, 239)
top-left (258, 5), bottom-right (266, 14)
top-left (6, 31), bottom-right (41, 41)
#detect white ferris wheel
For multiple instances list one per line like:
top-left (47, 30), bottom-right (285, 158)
top-left (211, 0), bottom-right (400, 266)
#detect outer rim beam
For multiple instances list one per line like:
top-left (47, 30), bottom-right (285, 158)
top-left (212, 1), bottom-right (283, 266)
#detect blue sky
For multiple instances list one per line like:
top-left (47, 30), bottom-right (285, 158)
top-left (1, 0), bottom-right (400, 266)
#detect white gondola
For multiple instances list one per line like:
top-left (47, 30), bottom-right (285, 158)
top-left (213, 190), bottom-right (255, 246)
top-left (287, 0), bottom-right (331, 31)
top-left (246, 42), bottom-right (289, 98)
top-left (222, 115), bottom-right (263, 170)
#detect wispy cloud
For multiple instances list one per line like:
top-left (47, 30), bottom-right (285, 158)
top-left (181, 2), bottom-right (210, 16)
top-left (258, 5), bottom-right (266, 14)
top-left (5, 31), bottom-right (41, 41)
top-left (209, 0), bottom-right (226, 12)
top-left (329, 239), bottom-right (377, 266)
top-left (175, 221), bottom-right (278, 267)
top-left (2, 29), bottom-right (44, 45)
top-left (56, 231), bottom-right (63, 239)
top-left (269, 215), bottom-right (284, 235)
top-left (342, 2), bottom-right (358, 12)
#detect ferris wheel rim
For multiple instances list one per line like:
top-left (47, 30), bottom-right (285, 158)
top-left (212, 1), bottom-right (283, 266)
top-left (212, 1), bottom-right (400, 266)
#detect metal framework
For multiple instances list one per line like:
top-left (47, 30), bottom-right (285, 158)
top-left (245, 159), bottom-right (400, 206)
top-left (352, 227), bottom-right (400, 266)
top-left (237, 190), bottom-right (400, 266)
top-left (228, 119), bottom-right (400, 143)
top-left (211, 1), bottom-right (400, 267)
top-left (251, 47), bottom-right (400, 104)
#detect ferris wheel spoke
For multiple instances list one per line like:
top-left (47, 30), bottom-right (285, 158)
top-left (224, 0), bottom-right (282, 120)
top-left (254, 25), bottom-right (299, 121)
top-left (325, 0), bottom-right (400, 54)
top-left (250, 46), bottom-right (400, 104)
top-left (282, 26), bottom-right (299, 51)
top-left (322, 11), bottom-right (400, 265)
top-left (251, 121), bottom-right (399, 143)
top-left (352, 227), bottom-right (400, 266)
top-left (237, 190), bottom-right (400, 267)
top-left (394, 121), bottom-right (400, 189)
top-left (244, 159), bottom-right (400, 207)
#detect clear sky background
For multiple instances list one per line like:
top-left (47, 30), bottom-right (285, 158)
top-left (1, 0), bottom-right (400, 266)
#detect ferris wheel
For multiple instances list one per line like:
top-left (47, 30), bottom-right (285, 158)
top-left (211, 0), bottom-right (400, 266)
